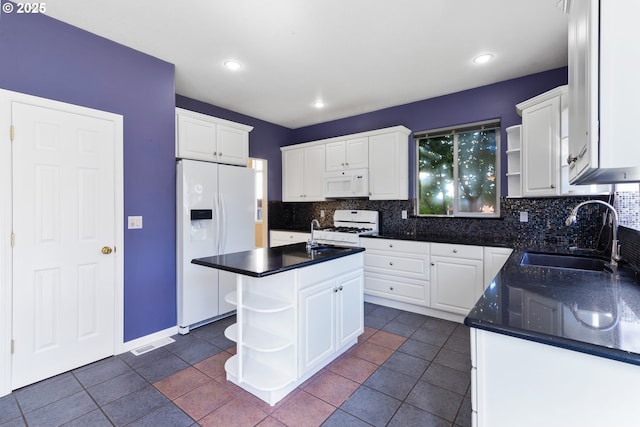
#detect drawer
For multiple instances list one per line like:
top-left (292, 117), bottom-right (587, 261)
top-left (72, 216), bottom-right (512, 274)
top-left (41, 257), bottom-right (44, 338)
top-left (364, 273), bottom-right (428, 305)
top-left (364, 251), bottom-right (429, 279)
top-left (430, 242), bottom-right (483, 260)
top-left (270, 230), bottom-right (310, 247)
top-left (361, 237), bottom-right (429, 254)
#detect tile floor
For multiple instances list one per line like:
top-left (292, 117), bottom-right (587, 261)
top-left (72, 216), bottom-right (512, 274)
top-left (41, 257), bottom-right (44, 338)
top-left (0, 303), bottom-right (471, 427)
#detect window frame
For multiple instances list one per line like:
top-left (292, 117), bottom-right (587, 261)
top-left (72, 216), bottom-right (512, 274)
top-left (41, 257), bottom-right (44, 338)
top-left (415, 119), bottom-right (501, 218)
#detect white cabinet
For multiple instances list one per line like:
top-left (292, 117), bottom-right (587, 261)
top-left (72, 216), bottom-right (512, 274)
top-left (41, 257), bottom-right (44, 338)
top-left (175, 108), bottom-right (251, 166)
top-left (470, 328), bottom-right (640, 426)
top-left (516, 87), bottom-right (609, 196)
top-left (269, 230), bottom-right (311, 248)
top-left (368, 131), bottom-right (409, 200)
top-left (225, 253), bottom-right (363, 406)
top-left (281, 126), bottom-right (410, 202)
top-left (430, 243), bottom-right (484, 316)
top-left (517, 87), bottom-right (564, 197)
top-left (298, 270), bottom-right (363, 377)
top-left (361, 238), bottom-right (429, 306)
top-left (567, 0), bottom-right (640, 184)
top-left (281, 144), bottom-right (326, 202)
top-left (325, 137), bottom-right (368, 171)
top-left (483, 247), bottom-right (513, 289)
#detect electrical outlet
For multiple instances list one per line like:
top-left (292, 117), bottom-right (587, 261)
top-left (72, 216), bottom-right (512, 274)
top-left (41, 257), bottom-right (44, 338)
top-left (519, 211), bottom-right (529, 222)
top-left (320, 210), bottom-right (325, 218)
top-left (401, 210), bottom-right (408, 219)
top-left (128, 216), bottom-right (143, 229)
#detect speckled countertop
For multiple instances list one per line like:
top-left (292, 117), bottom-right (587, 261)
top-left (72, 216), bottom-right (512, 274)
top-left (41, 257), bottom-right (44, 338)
top-left (361, 232), bottom-right (512, 248)
top-left (464, 249), bottom-right (640, 366)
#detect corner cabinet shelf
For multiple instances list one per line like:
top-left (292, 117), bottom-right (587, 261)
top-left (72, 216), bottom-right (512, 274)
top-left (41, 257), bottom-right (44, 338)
top-left (505, 125), bottom-right (522, 197)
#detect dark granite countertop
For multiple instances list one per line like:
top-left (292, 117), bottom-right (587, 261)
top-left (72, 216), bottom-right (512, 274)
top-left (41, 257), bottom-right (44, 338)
top-left (192, 243), bottom-right (364, 278)
top-left (464, 249), bottom-right (640, 366)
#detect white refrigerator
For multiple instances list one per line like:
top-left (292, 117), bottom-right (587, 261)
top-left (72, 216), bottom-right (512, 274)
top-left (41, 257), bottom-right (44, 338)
top-left (177, 159), bottom-right (255, 333)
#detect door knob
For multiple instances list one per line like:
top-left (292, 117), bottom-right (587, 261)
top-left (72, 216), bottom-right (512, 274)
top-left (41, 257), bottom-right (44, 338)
top-left (101, 246), bottom-right (113, 255)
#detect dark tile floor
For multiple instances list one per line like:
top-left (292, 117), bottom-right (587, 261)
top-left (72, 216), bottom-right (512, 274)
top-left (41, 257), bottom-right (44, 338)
top-left (0, 303), bottom-right (471, 427)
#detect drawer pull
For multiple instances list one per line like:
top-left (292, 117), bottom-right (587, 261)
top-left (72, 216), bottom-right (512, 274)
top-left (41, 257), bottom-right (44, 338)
top-left (389, 286), bottom-right (394, 291)
top-left (389, 243), bottom-right (394, 248)
top-left (453, 249), bottom-right (458, 254)
top-left (389, 261), bottom-right (394, 266)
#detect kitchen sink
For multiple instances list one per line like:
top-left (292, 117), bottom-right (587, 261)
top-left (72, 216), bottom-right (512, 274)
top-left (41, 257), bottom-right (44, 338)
top-left (520, 251), bottom-right (608, 272)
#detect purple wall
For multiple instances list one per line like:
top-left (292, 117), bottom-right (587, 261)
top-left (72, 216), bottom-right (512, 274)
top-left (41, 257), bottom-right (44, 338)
top-left (175, 95), bottom-right (290, 205)
top-left (0, 12), bottom-right (177, 341)
top-left (291, 68), bottom-right (568, 198)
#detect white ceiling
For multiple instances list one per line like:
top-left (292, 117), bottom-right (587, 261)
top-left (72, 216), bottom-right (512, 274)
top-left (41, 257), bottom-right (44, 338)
top-left (44, 0), bottom-right (568, 129)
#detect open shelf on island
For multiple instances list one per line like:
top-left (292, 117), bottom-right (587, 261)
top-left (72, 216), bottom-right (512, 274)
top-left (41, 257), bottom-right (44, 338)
top-left (225, 355), bottom-right (295, 392)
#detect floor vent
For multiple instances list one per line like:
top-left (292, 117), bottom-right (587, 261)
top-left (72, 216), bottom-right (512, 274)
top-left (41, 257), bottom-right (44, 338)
top-left (130, 337), bottom-right (175, 356)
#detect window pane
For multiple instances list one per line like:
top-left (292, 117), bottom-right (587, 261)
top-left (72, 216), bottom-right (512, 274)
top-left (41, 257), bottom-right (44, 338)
top-left (457, 129), bottom-right (497, 214)
top-left (418, 135), bottom-right (454, 215)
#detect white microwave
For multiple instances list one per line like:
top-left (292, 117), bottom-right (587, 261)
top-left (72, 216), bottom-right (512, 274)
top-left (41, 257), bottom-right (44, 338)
top-left (324, 168), bottom-right (369, 198)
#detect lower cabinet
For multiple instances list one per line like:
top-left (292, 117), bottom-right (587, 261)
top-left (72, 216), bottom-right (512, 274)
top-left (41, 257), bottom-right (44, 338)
top-left (298, 271), bottom-right (363, 377)
top-left (361, 238), bottom-right (429, 306)
top-left (361, 238), bottom-right (511, 321)
top-left (269, 230), bottom-right (310, 247)
top-left (471, 328), bottom-right (640, 426)
top-left (430, 243), bottom-right (484, 316)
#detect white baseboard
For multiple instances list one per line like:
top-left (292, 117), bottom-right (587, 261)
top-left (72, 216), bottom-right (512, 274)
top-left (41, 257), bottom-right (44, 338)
top-left (364, 294), bottom-right (465, 324)
top-left (119, 326), bottom-right (179, 354)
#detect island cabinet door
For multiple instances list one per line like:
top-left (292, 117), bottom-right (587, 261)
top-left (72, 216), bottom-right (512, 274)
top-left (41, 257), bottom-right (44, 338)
top-left (336, 272), bottom-right (364, 348)
top-left (299, 279), bottom-right (337, 376)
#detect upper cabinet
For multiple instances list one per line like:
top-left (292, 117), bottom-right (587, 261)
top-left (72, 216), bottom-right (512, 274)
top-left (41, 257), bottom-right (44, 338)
top-left (282, 144), bottom-right (326, 202)
top-left (369, 131), bottom-right (409, 200)
top-left (513, 86), bottom-right (609, 197)
top-left (176, 108), bottom-right (252, 166)
top-left (566, 0), bottom-right (640, 184)
top-left (282, 126), bottom-right (410, 202)
top-left (517, 87), bottom-right (564, 197)
top-left (325, 137), bottom-right (368, 171)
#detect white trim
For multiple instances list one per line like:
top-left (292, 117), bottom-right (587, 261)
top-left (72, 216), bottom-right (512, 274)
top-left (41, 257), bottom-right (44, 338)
top-left (0, 89), bottom-right (124, 397)
top-left (120, 326), bottom-right (179, 354)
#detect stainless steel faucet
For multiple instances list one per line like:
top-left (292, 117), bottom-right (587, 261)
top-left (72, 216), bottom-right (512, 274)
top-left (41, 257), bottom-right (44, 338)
top-left (307, 219), bottom-right (321, 250)
top-left (566, 200), bottom-right (621, 271)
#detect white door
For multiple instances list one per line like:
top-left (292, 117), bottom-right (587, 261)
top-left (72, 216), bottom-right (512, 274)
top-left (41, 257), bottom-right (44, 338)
top-left (11, 101), bottom-right (117, 389)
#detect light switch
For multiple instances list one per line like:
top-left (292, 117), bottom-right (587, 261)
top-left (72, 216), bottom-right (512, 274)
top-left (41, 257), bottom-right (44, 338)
top-left (519, 211), bottom-right (529, 222)
top-left (128, 216), bottom-right (143, 229)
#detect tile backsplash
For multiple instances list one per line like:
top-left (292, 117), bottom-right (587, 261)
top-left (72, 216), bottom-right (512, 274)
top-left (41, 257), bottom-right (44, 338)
top-left (270, 195), bottom-right (640, 270)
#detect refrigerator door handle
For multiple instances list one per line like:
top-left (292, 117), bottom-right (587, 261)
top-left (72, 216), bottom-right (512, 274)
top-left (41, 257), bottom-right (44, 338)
top-left (219, 193), bottom-right (226, 253)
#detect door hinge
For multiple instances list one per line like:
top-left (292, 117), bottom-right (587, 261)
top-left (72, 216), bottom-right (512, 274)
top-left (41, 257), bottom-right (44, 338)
top-left (10, 125), bottom-right (14, 141)
top-left (11, 339), bottom-right (14, 354)
top-left (10, 233), bottom-right (15, 247)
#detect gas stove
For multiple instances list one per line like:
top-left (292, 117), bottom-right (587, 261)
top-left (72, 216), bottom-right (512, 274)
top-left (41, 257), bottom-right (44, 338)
top-left (314, 210), bottom-right (379, 247)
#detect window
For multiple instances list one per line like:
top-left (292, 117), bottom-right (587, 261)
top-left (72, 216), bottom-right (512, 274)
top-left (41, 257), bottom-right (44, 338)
top-left (416, 120), bottom-right (500, 217)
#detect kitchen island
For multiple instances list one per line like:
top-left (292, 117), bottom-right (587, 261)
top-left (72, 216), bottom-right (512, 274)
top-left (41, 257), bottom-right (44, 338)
top-left (193, 243), bottom-right (365, 406)
top-left (464, 249), bottom-right (640, 427)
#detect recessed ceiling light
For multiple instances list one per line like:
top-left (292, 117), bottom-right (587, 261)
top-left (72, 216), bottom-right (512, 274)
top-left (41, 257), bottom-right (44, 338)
top-left (223, 60), bottom-right (243, 71)
top-left (313, 100), bottom-right (325, 109)
top-left (473, 53), bottom-right (494, 64)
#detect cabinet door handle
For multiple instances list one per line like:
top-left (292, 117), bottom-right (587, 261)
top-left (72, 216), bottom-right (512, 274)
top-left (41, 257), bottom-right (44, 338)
top-left (218, 152), bottom-right (222, 157)
top-left (567, 154), bottom-right (577, 165)
top-left (213, 151), bottom-right (217, 156)
top-left (431, 262), bottom-right (435, 266)
top-left (334, 287), bottom-right (339, 293)
top-left (550, 184), bottom-right (555, 189)
top-left (339, 286), bottom-right (343, 291)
